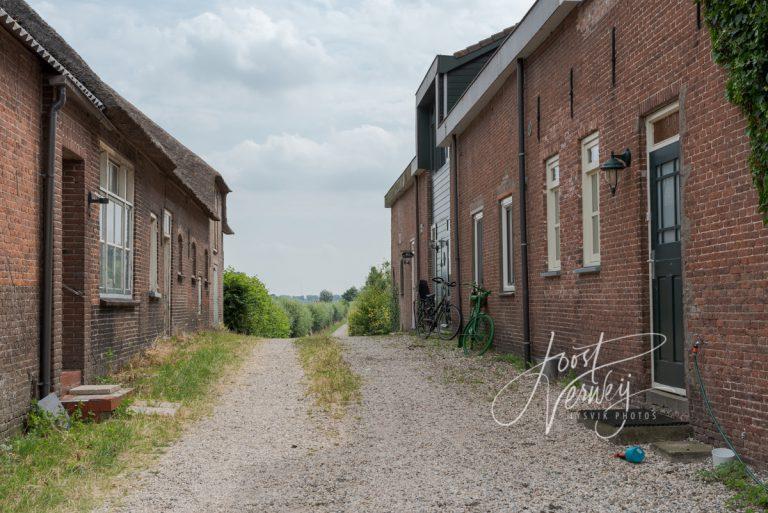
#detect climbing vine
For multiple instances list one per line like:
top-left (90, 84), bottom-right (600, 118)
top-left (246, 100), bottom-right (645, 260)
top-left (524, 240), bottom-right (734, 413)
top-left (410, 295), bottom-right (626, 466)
top-left (700, 1), bottom-right (768, 221)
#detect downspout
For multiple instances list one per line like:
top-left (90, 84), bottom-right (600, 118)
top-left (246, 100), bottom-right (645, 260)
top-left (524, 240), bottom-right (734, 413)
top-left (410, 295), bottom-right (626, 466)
top-left (516, 58), bottom-right (532, 368)
top-left (451, 134), bottom-right (462, 318)
top-left (41, 76), bottom-right (67, 398)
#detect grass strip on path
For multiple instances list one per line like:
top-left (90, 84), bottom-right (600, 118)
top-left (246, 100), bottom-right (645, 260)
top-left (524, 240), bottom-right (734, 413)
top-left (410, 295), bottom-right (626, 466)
top-left (0, 330), bottom-right (259, 513)
top-left (294, 333), bottom-right (361, 418)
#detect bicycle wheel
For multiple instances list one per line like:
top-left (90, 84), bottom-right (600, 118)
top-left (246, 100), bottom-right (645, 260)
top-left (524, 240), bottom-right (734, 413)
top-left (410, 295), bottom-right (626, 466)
top-left (437, 304), bottom-right (462, 341)
top-left (459, 316), bottom-right (476, 351)
top-left (415, 308), bottom-right (428, 338)
top-left (464, 313), bottom-right (494, 356)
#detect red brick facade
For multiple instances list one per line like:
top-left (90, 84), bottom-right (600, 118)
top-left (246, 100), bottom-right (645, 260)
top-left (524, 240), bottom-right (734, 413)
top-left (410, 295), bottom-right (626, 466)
top-left (0, 9), bottom-right (230, 437)
top-left (389, 0), bottom-right (768, 465)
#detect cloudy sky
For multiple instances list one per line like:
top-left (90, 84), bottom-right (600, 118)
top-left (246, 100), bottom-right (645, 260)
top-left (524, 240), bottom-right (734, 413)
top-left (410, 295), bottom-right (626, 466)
top-left (30, 0), bottom-right (532, 296)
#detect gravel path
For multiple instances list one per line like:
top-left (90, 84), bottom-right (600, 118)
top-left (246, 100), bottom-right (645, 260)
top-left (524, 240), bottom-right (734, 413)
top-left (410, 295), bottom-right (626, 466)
top-left (97, 329), bottom-right (731, 512)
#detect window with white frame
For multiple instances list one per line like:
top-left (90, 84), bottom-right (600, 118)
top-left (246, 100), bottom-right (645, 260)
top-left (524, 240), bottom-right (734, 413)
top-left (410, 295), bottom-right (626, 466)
top-left (149, 214), bottom-right (159, 293)
top-left (99, 149), bottom-right (134, 298)
top-left (500, 197), bottom-right (515, 291)
top-left (213, 193), bottom-right (220, 253)
top-left (582, 133), bottom-right (601, 266)
top-left (546, 155), bottom-right (561, 271)
top-left (472, 211), bottom-right (484, 285)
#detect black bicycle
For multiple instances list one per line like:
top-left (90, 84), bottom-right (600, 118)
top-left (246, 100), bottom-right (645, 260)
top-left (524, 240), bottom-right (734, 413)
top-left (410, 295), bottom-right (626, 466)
top-left (416, 277), bottom-right (462, 341)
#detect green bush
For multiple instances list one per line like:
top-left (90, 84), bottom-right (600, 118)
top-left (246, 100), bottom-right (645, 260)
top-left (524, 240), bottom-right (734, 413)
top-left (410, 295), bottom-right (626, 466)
top-left (348, 262), bottom-right (395, 336)
top-left (332, 301), bottom-right (347, 322)
top-left (308, 302), bottom-right (334, 332)
top-left (223, 268), bottom-right (290, 337)
top-left (278, 298), bottom-right (313, 338)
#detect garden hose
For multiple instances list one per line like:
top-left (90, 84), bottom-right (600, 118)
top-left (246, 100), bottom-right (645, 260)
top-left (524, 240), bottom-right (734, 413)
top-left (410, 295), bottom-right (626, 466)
top-left (692, 338), bottom-right (767, 490)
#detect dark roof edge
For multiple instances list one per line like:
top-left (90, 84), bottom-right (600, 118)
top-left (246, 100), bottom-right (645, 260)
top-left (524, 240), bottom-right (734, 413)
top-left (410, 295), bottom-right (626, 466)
top-left (384, 157), bottom-right (417, 208)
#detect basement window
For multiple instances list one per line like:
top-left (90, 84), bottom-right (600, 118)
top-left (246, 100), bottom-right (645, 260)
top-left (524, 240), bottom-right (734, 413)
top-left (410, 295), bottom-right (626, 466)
top-left (99, 148), bottom-right (134, 299)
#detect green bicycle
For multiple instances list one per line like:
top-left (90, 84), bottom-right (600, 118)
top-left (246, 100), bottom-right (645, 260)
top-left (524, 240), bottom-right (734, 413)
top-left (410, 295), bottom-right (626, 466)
top-left (459, 283), bottom-right (494, 356)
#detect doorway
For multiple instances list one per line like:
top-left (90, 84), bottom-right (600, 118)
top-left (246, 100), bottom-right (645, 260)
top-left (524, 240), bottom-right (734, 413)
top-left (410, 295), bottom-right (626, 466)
top-left (647, 105), bottom-right (685, 394)
top-left (212, 266), bottom-right (219, 325)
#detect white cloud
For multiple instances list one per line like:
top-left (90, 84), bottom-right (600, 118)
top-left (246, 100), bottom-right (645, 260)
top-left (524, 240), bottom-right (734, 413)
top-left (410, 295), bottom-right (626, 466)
top-left (27, 0), bottom-right (533, 294)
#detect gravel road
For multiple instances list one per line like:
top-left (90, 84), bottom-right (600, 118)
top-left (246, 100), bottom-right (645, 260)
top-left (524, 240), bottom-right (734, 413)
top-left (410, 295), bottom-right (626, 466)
top-left (97, 327), bottom-right (731, 512)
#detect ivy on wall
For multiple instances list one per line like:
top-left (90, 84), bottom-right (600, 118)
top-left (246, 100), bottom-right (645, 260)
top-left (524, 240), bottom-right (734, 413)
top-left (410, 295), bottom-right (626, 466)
top-left (701, 1), bottom-right (768, 221)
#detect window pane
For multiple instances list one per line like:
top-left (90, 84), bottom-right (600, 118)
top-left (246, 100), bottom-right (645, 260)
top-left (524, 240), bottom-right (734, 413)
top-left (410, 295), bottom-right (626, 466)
top-left (552, 164), bottom-right (559, 182)
top-left (100, 243), bottom-right (106, 290)
top-left (100, 204), bottom-right (107, 242)
top-left (592, 214), bottom-right (600, 254)
top-left (591, 173), bottom-right (599, 213)
top-left (114, 204), bottom-right (124, 246)
top-left (109, 162), bottom-right (119, 195)
top-left (106, 246), bottom-right (115, 291)
top-left (506, 208), bottom-right (514, 284)
top-left (554, 188), bottom-right (560, 220)
top-left (589, 143), bottom-right (599, 164)
top-left (555, 225), bottom-right (560, 261)
top-left (114, 248), bottom-right (124, 292)
top-left (662, 176), bottom-right (675, 229)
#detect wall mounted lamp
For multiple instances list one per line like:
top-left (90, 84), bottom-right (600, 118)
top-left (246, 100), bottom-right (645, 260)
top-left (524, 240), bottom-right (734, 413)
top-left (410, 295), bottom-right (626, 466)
top-left (600, 149), bottom-right (632, 196)
top-left (88, 191), bottom-right (109, 205)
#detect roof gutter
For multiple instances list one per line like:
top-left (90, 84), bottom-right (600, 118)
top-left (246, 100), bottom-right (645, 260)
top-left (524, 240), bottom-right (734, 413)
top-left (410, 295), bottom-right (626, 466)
top-left (436, 0), bottom-right (581, 146)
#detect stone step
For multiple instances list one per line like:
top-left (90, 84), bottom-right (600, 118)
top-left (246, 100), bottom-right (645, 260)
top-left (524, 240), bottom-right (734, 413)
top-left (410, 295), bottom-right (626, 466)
top-left (60, 370), bottom-right (82, 395)
top-left (69, 384), bottom-right (120, 396)
top-left (577, 409), bottom-right (692, 445)
top-left (61, 388), bottom-right (132, 419)
top-left (652, 440), bottom-right (713, 463)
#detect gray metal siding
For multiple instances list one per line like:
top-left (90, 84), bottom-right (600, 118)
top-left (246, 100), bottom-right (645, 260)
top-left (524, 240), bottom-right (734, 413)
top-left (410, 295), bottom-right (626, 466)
top-left (446, 54), bottom-right (492, 112)
top-left (432, 164), bottom-right (450, 232)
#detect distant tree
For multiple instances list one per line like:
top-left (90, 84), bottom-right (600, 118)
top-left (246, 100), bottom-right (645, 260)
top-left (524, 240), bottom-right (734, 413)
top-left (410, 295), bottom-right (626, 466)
top-left (319, 289), bottom-right (334, 302)
top-left (341, 286), bottom-right (359, 302)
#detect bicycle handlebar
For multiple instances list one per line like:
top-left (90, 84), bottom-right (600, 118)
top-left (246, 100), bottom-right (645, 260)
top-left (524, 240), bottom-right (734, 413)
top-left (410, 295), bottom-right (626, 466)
top-left (432, 277), bottom-right (456, 287)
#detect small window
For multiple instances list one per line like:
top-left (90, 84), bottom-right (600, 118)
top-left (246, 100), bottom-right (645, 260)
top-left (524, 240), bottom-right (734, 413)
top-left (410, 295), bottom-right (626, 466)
top-left (197, 279), bottom-right (203, 315)
top-left (546, 155), bottom-right (561, 271)
top-left (178, 234), bottom-right (184, 276)
top-left (149, 214), bottom-right (159, 292)
top-left (99, 149), bottom-right (134, 298)
top-left (191, 242), bottom-right (197, 278)
top-left (500, 197), bottom-right (515, 291)
top-left (582, 133), bottom-right (600, 266)
top-left (213, 193), bottom-right (221, 253)
top-left (163, 210), bottom-right (172, 239)
top-left (472, 211), bottom-right (484, 285)
top-left (204, 250), bottom-right (210, 281)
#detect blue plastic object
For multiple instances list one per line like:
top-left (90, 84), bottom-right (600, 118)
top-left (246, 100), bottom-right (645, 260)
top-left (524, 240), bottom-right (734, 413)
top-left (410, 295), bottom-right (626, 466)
top-left (624, 445), bottom-right (645, 464)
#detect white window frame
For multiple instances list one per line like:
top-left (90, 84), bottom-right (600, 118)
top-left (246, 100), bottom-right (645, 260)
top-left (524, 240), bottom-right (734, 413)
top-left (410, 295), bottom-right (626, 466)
top-left (582, 132), bottom-right (601, 266)
top-left (500, 196), bottom-right (515, 292)
top-left (212, 193), bottom-right (220, 254)
top-left (149, 213), bottom-right (159, 293)
top-left (163, 209), bottom-right (172, 239)
top-left (472, 211), bottom-right (484, 285)
top-left (99, 143), bottom-right (134, 299)
top-left (546, 155), bottom-right (561, 271)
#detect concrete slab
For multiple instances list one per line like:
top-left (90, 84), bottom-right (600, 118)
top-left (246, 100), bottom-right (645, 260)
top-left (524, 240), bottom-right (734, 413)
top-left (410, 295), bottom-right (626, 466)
top-left (652, 440), bottom-right (713, 463)
top-left (129, 400), bottom-right (181, 417)
top-left (69, 384), bottom-right (120, 395)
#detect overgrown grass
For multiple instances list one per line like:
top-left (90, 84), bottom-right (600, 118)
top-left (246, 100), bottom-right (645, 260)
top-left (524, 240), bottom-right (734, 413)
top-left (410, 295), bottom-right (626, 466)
top-left (294, 334), bottom-right (361, 418)
top-left (699, 461), bottom-right (768, 512)
top-left (493, 353), bottom-right (526, 372)
top-left (0, 330), bottom-right (258, 513)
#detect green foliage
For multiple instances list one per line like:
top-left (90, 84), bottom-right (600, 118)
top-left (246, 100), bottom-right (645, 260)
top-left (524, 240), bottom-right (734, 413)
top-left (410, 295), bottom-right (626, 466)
top-left (494, 353), bottom-right (526, 372)
top-left (341, 286), bottom-right (358, 302)
top-left (222, 268), bottom-right (290, 337)
top-left (278, 298), bottom-right (313, 338)
top-left (308, 302), bottom-right (335, 332)
top-left (699, 460), bottom-right (768, 511)
top-left (702, 1), bottom-right (768, 220)
top-left (348, 262), bottom-right (396, 336)
top-left (319, 289), bottom-right (334, 302)
top-left (331, 301), bottom-right (348, 323)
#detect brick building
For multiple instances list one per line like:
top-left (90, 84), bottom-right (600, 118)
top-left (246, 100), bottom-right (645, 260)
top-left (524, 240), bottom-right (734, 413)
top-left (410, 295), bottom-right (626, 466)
top-left (387, 0), bottom-right (768, 465)
top-left (0, 1), bottom-right (232, 436)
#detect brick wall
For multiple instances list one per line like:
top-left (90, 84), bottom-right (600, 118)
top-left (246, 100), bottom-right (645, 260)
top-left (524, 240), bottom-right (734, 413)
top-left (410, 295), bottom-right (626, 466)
top-left (0, 24), bottom-right (225, 435)
top-left (447, 0), bottom-right (768, 465)
top-left (0, 27), bottom-right (44, 437)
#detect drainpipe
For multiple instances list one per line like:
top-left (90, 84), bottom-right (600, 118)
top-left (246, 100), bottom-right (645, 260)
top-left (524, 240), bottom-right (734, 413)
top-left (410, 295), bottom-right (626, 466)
top-left (41, 76), bottom-right (67, 398)
top-left (451, 134), bottom-right (462, 319)
top-left (516, 58), bottom-right (532, 368)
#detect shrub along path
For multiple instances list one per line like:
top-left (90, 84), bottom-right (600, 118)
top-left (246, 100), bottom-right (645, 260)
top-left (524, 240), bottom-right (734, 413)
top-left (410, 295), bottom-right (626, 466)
top-left (96, 330), bottom-right (732, 512)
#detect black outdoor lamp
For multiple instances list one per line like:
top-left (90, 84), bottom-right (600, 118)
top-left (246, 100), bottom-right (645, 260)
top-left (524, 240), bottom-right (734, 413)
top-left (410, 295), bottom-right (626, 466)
top-left (599, 148), bottom-right (632, 196)
top-left (88, 191), bottom-right (109, 205)
top-left (401, 250), bottom-right (414, 263)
